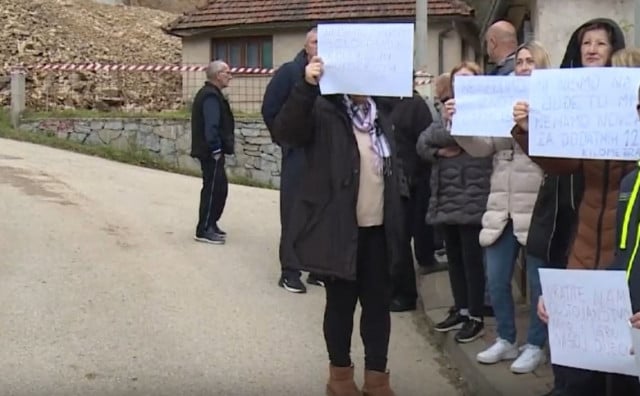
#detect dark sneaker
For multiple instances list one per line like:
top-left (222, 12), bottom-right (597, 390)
top-left (454, 319), bottom-right (484, 343)
top-left (434, 308), bottom-right (468, 332)
top-left (213, 223), bottom-right (227, 237)
top-left (390, 297), bottom-right (417, 312)
top-left (306, 273), bottom-right (325, 287)
top-left (278, 273), bottom-right (307, 293)
top-left (194, 230), bottom-right (225, 245)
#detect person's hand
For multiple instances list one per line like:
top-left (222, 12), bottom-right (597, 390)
top-left (537, 295), bottom-right (549, 324)
top-left (442, 98), bottom-right (456, 122)
top-left (437, 146), bottom-right (461, 158)
top-left (305, 56), bottom-right (324, 85)
top-left (630, 312), bottom-right (640, 329)
top-left (212, 151), bottom-right (222, 161)
top-left (513, 101), bottom-right (530, 131)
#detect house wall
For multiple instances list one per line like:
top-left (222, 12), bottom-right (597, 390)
top-left (179, 22), bottom-right (475, 112)
top-left (530, 0), bottom-right (635, 66)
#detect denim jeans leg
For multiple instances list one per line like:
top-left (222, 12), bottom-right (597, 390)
top-left (525, 254), bottom-right (548, 347)
top-left (485, 222), bottom-right (520, 344)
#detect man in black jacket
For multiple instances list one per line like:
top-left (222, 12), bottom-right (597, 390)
top-left (262, 27), bottom-right (322, 293)
top-left (191, 60), bottom-right (235, 244)
top-left (382, 92), bottom-right (439, 312)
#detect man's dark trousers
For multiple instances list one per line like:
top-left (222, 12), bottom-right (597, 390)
top-left (196, 156), bottom-right (228, 234)
top-left (393, 177), bottom-right (435, 299)
top-left (279, 145), bottom-right (305, 276)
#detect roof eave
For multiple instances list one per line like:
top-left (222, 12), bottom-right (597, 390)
top-left (164, 13), bottom-right (474, 38)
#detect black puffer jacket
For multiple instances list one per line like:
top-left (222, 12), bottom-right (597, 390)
top-left (416, 119), bottom-right (492, 225)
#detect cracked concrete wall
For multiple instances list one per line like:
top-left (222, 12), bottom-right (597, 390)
top-left (19, 117), bottom-right (282, 188)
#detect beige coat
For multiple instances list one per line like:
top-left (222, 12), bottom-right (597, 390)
top-left (454, 135), bottom-right (543, 247)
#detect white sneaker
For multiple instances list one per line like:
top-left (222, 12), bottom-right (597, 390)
top-left (476, 338), bottom-right (519, 364)
top-left (510, 344), bottom-right (545, 374)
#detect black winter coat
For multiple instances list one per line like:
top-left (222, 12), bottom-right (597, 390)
top-left (271, 80), bottom-right (406, 281)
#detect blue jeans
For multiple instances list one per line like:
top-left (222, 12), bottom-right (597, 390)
top-left (485, 221), bottom-right (547, 347)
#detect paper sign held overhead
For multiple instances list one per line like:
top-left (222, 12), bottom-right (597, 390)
top-left (317, 23), bottom-right (414, 97)
top-left (539, 268), bottom-right (635, 376)
top-left (528, 67), bottom-right (640, 160)
top-left (451, 75), bottom-right (530, 137)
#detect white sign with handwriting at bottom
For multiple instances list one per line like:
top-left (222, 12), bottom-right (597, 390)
top-left (451, 75), bottom-right (530, 137)
top-left (317, 23), bottom-right (414, 97)
top-left (528, 67), bottom-right (640, 160)
top-left (540, 269), bottom-right (635, 376)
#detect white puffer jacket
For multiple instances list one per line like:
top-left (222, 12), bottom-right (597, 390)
top-left (453, 135), bottom-right (543, 247)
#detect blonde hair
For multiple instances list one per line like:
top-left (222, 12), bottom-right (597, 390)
top-left (613, 49), bottom-right (640, 102)
top-left (612, 48), bottom-right (640, 67)
top-left (516, 41), bottom-right (551, 69)
top-left (449, 61), bottom-right (482, 97)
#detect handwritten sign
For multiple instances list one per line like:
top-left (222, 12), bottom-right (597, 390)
top-left (451, 76), bottom-right (529, 137)
top-left (540, 269), bottom-right (635, 376)
top-left (317, 23), bottom-right (414, 97)
top-left (529, 67), bottom-right (640, 160)
top-left (630, 325), bottom-right (640, 377)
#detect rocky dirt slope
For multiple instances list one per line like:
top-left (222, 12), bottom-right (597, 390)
top-left (1, 0), bottom-right (183, 111)
top-left (123, 0), bottom-right (203, 14)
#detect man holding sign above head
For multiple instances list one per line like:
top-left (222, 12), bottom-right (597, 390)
top-left (271, 47), bottom-right (406, 395)
top-left (511, 20), bottom-right (640, 396)
top-left (262, 27), bottom-right (324, 294)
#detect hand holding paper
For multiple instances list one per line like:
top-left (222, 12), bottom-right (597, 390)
top-left (305, 56), bottom-right (324, 85)
top-left (513, 101), bottom-right (530, 132)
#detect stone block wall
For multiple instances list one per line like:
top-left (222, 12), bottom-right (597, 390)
top-left (19, 117), bottom-right (282, 188)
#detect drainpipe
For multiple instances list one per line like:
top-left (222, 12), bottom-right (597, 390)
top-left (438, 24), bottom-right (455, 75)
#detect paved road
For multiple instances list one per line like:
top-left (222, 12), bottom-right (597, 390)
top-left (0, 138), bottom-right (460, 396)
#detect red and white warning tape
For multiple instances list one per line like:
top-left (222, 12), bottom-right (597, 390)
top-left (28, 64), bottom-right (275, 74)
top-left (10, 64), bottom-right (433, 86)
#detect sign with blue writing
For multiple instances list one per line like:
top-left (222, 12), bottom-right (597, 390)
top-left (451, 75), bottom-right (530, 137)
top-left (529, 67), bottom-right (640, 160)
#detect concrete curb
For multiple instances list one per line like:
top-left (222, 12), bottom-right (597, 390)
top-left (417, 270), bottom-right (554, 396)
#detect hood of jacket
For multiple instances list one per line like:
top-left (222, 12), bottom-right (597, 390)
top-left (560, 18), bottom-right (626, 68)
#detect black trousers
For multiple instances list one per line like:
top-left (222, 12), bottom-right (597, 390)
top-left (442, 224), bottom-right (485, 318)
top-left (410, 178), bottom-right (436, 267)
top-left (279, 146), bottom-right (305, 276)
top-left (552, 366), bottom-right (640, 396)
top-left (324, 226), bottom-right (391, 372)
top-left (391, 180), bottom-right (436, 300)
top-left (196, 156), bottom-right (228, 234)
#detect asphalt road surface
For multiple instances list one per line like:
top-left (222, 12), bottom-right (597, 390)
top-left (0, 138), bottom-right (460, 396)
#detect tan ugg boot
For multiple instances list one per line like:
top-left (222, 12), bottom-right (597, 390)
top-left (326, 364), bottom-right (362, 396)
top-left (362, 370), bottom-right (395, 396)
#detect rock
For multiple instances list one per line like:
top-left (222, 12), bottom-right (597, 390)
top-left (104, 120), bottom-right (123, 130)
top-left (245, 136), bottom-right (273, 145)
top-left (154, 124), bottom-right (177, 139)
top-left (0, 0), bottom-right (182, 111)
top-left (137, 132), bottom-right (161, 152)
top-left (239, 127), bottom-right (260, 137)
top-left (159, 138), bottom-right (176, 156)
top-left (97, 129), bottom-right (122, 144)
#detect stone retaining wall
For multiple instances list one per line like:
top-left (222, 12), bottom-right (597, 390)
top-left (19, 117), bottom-right (282, 188)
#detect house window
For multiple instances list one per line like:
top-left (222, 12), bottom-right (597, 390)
top-left (211, 37), bottom-right (274, 68)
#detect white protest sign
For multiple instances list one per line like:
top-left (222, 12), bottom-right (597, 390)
top-left (540, 269), bottom-right (635, 376)
top-left (529, 67), bottom-right (640, 160)
top-left (630, 325), bottom-right (640, 378)
top-left (451, 75), bottom-right (529, 137)
top-left (317, 23), bottom-right (414, 97)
